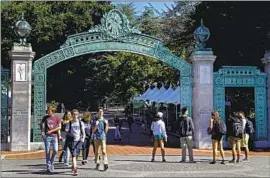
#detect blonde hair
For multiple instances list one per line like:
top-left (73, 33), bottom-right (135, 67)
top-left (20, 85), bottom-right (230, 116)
top-left (62, 110), bottom-right (72, 124)
top-left (83, 111), bottom-right (92, 121)
top-left (211, 111), bottom-right (220, 121)
top-left (47, 104), bottom-right (56, 114)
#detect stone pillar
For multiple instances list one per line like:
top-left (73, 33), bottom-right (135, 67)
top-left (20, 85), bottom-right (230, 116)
top-left (191, 51), bottom-right (216, 148)
top-left (9, 44), bottom-right (35, 151)
top-left (261, 51), bottom-right (270, 144)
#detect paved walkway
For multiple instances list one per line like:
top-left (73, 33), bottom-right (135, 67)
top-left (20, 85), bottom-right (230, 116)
top-left (2, 155), bottom-right (270, 177)
top-left (1, 115), bottom-right (270, 177)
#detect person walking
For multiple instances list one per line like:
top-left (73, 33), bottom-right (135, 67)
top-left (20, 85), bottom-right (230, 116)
top-left (92, 108), bottom-right (109, 171)
top-left (114, 115), bottom-right (121, 141)
top-left (150, 112), bottom-right (167, 162)
top-left (59, 110), bottom-right (72, 166)
top-left (65, 109), bottom-right (86, 176)
top-left (229, 112), bottom-right (244, 163)
top-left (176, 107), bottom-right (196, 163)
top-left (81, 111), bottom-right (93, 165)
top-left (208, 111), bottom-right (226, 164)
top-left (40, 104), bottom-right (62, 173)
top-left (127, 114), bottom-right (134, 133)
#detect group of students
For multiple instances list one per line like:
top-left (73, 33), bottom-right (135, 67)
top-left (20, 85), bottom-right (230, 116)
top-left (40, 104), bottom-right (254, 176)
top-left (149, 107), bottom-right (254, 164)
top-left (40, 105), bottom-right (109, 176)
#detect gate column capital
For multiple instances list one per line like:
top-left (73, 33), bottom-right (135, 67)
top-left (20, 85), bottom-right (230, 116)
top-left (190, 50), bottom-right (216, 64)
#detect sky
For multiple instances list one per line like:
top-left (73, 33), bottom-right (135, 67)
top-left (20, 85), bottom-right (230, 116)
top-left (112, 1), bottom-right (175, 15)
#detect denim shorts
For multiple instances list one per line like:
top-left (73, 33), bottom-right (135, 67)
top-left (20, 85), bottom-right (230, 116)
top-left (68, 141), bottom-right (82, 157)
top-left (154, 134), bottom-right (164, 140)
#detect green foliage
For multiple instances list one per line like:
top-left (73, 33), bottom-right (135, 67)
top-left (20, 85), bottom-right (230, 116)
top-left (1, 1), bottom-right (113, 67)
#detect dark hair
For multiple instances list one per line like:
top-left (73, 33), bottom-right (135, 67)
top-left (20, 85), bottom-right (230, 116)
top-left (181, 107), bottom-right (188, 115)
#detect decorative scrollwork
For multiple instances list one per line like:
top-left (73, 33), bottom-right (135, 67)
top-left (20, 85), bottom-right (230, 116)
top-left (89, 9), bottom-right (141, 40)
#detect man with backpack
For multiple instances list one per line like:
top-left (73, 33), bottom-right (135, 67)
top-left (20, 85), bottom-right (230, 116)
top-left (229, 112), bottom-right (244, 163)
top-left (92, 107), bottom-right (109, 171)
top-left (176, 107), bottom-right (196, 163)
top-left (239, 111), bottom-right (254, 162)
top-left (65, 109), bottom-right (86, 176)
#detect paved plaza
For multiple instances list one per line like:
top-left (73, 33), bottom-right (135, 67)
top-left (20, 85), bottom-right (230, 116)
top-left (2, 155), bottom-right (270, 177)
top-left (1, 115), bottom-right (270, 177)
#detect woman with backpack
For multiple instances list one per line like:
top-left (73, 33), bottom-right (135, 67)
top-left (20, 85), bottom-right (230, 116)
top-left (208, 111), bottom-right (225, 164)
top-left (150, 112), bottom-right (167, 162)
top-left (59, 110), bottom-right (72, 167)
top-left (65, 109), bottom-right (86, 176)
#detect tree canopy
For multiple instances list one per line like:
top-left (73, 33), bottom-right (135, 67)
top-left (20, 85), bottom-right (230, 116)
top-left (1, 1), bottom-right (269, 110)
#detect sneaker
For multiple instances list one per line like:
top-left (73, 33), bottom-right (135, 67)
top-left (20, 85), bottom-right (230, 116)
top-left (229, 159), bottom-right (236, 163)
top-left (51, 164), bottom-right (55, 172)
top-left (180, 160), bottom-right (186, 163)
top-left (85, 160), bottom-right (88, 164)
top-left (47, 165), bottom-right (51, 173)
top-left (210, 161), bottom-right (216, 164)
top-left (221, 160), bottom-right (225, 164)
top-left (151, 158), bottom-right (155, 162)
top-left (73, 167), bottom-right (78, 176)
top-left (243, 158), bottom-right (250, 162)
top-left (64, 163), bottom-right (70, 167)
top-left (95, 164), bottom-right (100, 170)
top-left (82, 160), bottom-right (85, 165)
top-left (236, 159), bottom-right (240, 163)
top-left (162, 159), bottom-right (166, 162)
top-left (104, 164), bottom-right (108, 171)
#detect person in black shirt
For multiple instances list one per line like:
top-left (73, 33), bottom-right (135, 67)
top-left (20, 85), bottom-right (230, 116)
top-left (81, 112), bottom-right (93, 165)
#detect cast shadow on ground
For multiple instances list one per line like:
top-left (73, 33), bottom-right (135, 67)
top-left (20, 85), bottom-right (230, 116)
top-left (1, 169), bottom-right (66, 175)
top-left (113, 158), bottom-right (213, 163)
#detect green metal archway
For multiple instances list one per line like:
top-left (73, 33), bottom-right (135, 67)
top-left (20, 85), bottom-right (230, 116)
top-left (33, 9), bottom-right (192, 142)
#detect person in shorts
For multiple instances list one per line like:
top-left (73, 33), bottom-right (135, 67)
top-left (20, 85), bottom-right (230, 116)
top-left (208, 111), bottom-right (225, 164)
top-left (239, 111), bottom-right (250, 161)
top-left (65, 109), bottom-right (85, 176)
top-left (150, 112), bottom-right (167, 162)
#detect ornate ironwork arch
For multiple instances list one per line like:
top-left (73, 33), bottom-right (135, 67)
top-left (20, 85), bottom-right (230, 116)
top-left (214, 66), bottom-right (267, 141)
top-left (33, 9), bottom-right (192, 142)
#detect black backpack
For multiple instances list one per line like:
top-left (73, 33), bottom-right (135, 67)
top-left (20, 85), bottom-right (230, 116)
top-left (216, 119), bottom-right (227, 135)
top-left (232, 120), bottom-right (244, 138)
top-left (68, 120), bottom-right (83, 136)
top-left (245, 119), bottom-right (254, 134)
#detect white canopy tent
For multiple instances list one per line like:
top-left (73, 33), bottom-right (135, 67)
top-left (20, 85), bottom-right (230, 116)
top-left (133, 85), bottom-right (181, 105)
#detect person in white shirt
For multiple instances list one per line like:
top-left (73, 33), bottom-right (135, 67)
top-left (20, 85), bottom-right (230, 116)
top-left (150, 112), bottom-right (168, 162)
